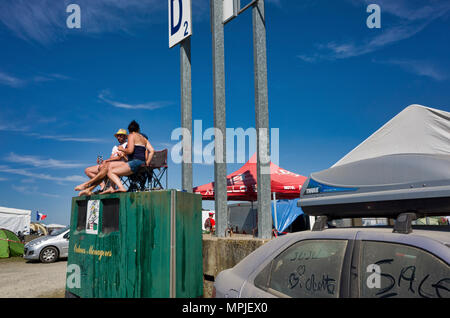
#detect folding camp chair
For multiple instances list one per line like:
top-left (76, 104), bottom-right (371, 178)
top-left (147, 149), bottom-right (168, 190)
top-left (121, 149), bottom-right (168, 192)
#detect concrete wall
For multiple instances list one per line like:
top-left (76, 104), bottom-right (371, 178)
top-left (202, 234), bottom-right (271, 297)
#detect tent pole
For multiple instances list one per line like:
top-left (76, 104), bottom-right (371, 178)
top-left (252, 200), bottom-right (255, 231)
top-left (272, 192), bottom-right (277, 234)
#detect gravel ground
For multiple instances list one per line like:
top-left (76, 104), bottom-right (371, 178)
top-left (0, 257), bottom-right (67, 298)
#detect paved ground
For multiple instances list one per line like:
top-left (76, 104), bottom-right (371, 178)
top-left (0, 257), bottom-right (67, 298)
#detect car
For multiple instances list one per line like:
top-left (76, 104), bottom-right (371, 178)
top-left (213, 225), bottom-right (450, 298)
top-left (23, 226), bottom-right (70, 263)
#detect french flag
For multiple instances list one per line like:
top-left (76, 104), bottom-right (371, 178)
top-left (36, 211), bottom-right (47, 221)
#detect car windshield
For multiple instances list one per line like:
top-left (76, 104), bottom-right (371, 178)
top-left (50, 226), bottom-right (69, 236)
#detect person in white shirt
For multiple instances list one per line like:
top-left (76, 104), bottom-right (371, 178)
top-left (75, 129), bottom-right (128, 196)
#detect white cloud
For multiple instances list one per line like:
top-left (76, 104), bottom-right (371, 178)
top-left (297, 54), bottom-right (319, 63)
top-left (6, 153), bottom-right (87, 169)
top-left (0, 70), bottom-right (71, 88)
top-left (0, 165), bottom-right (85, 183)
top-left (25, 132), bottom-right (107, 143)
top-left (354, 0), bottom-right (447, 21)
top-left (318, 22), bottom-right (428, 59)
top-left (12, 185), bottom-right (60, 198)
top-left (0, 0), bottom-right (210, 45)
top-left (98, 90), bottom-right (172, 111)
top-left (0, 122), bottom-right (29, 132)
top-left (374, 59), bottom-right (447, 81)
top-left (298, 1), bottom-right (450, 61)
top-left (0, 71), bottom-right (25, 88)
top-left (0, 119), bottom-right (107, 143)
top-left (32, 73), bottom-right (72, 83)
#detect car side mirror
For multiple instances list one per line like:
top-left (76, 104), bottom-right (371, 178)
top-left (63, 233), bottom-right (70, 240)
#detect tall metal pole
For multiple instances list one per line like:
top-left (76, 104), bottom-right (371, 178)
top-left (253, 0), bottom-right (272, 239)
top-left (181, 38), bottom-right (193, 192)
top-left (211, 0), bottom-right (227, 237)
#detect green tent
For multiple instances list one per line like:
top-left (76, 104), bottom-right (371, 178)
top-left (0, 228), bottom-right (24, 258)
top-left (416, 216), bottom-right (448, 225)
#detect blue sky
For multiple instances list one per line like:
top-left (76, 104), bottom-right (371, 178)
top-left (0, 0), bottom-right (449, 225)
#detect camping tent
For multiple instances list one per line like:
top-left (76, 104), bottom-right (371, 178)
top-left (300, 104), bottom-right (450, 218)
top-left (193, 153), bottom-right (307, 201)
top-left (194, 154), bottom-right (308, 233)
top-left (30, 222), bottom-right (48, 236)
top-left (0, 207), bottom-right (31, 235)
top-left (0, 228), bottom-right (24, 258)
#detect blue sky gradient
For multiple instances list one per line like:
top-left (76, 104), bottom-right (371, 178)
top-left (0, 0), bottom-right (449, 225)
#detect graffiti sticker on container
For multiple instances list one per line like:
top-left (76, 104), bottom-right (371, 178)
top-left (86, 200), bottom-right (100, 235)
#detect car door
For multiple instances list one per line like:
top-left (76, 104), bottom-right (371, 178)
top-left (355, 232), bottom-right (450, 298)
top-left (61, 231), bottom-right (70, 257)
top-left (241, 238), bottom-right (352, 298)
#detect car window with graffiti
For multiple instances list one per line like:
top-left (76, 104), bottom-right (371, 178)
top-left (264, 240), bottom-right (348, 298)
top-left (361, 241), bottom-right (450, 298)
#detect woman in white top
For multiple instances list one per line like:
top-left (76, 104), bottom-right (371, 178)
top-left (101, 120), bottom-right (154, 194)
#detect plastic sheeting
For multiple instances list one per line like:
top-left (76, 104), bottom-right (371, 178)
top-left (333, 105), bottom-right (450, 167)
top-left (271, 198), bottom-right (304, 233)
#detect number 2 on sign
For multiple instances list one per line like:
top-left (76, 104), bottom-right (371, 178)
top-left (184, 21), bottom-right (189, 36)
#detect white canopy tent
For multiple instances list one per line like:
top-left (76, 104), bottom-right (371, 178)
top-left (0, 207), bottom-right (31, 234)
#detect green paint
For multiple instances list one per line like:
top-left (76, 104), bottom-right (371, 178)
top-left (0, 229), bottom-right (23, 258)
top-left (175, 191), bottom-right (203, 298)
top-left (66, 190), bottom-right (203, 298)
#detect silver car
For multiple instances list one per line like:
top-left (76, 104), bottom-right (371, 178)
top-left (214, 227), bottom-right (450, 298)
top-left (23, 227), bottom-right (70, 263)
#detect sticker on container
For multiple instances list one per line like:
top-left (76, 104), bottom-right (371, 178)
top-left (86, 200), bottom-right (100, 235)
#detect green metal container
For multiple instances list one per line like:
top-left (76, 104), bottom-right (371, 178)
top-left (65, 190), bottom-right (203, 298)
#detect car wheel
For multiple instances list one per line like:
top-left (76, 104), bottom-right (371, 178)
top-left (40, 246), bottom-right (59, 263)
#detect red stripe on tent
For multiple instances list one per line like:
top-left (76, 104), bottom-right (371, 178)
top-left (0, 238), bottom-right (24, 245)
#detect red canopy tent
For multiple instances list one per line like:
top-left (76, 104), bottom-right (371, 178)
top-left (193, 154), bottom-right (307, 201)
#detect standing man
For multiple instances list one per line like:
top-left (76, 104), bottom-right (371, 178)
top-left (204, 212), bottom-right (216, 234)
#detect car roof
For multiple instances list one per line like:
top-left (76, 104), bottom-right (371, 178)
top-left (231, 226), bottom-right (450, 280)
top-left (290, 226), bottom-right (450, 246)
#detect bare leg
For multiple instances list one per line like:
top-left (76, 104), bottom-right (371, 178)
top-left (85, 166), bottom-right (98, 179)
top-left (79, 185), bottom-right (97, 197)
top-left (75, 181), bottom-right (96, 191)
top-left (107, 162), bottom-right (133, 193)
top-left (75, 163), bottom-right (111, 191)
top-left (75, 165), bottom-right (100, 191)
top-left (99, 187), bottom-right (115, 195)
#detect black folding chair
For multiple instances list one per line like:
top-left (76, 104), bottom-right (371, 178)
top-left (121, 149), bottom-right (168, 192)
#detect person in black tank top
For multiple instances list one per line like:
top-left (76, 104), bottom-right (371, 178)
top-left (101, 120), bottom-right (155, 194)
top-left (75, 129), bottom-right (129, 195)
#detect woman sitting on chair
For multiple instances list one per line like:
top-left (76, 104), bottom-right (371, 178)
top-left (101, 120), bottom-right (154, 194)
top-left (75, 129), bottom-right (128, 196)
